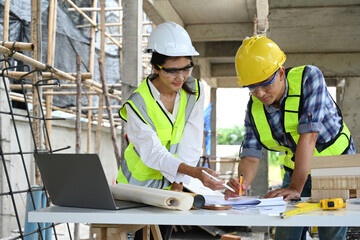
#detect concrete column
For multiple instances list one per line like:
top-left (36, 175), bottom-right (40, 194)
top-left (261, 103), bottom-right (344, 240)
top-left (210, 88), bottom-right (217, 170)
top-left (250, 151), bottom-right (269, 197)
top-left (249, 150), bottom-right (269, 234)
top-left (0, 76), bottom-right (12, 236)
top-left (340, 77), bottom-right (360, 151)
top-left (120, 0), bottom-right (143, 157)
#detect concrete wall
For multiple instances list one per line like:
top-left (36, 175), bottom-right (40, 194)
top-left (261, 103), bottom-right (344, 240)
top-left (0, 73), bottom-right (12, 237)
top-left (341, 77), bottom-right (360, 152)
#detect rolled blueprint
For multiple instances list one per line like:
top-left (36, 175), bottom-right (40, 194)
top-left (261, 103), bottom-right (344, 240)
top-left (109, 183), bottom-right (195, 211)
top-left (188, 192), bottom-right (206, 209)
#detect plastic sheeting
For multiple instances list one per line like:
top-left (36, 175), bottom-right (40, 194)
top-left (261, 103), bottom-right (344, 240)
top-left (0, 0), bottom-right (121, 110)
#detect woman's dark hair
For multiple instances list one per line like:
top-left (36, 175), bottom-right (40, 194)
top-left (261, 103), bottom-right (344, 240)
top-left (149, 52), bottom-right (196, 95)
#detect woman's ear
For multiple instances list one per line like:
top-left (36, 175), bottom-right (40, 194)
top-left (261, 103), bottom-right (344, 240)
top-left (153, 65), bottom-right (160, 75)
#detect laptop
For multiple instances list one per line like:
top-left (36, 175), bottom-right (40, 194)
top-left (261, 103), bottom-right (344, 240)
top-left (34, 153), bottom-right (146, 210)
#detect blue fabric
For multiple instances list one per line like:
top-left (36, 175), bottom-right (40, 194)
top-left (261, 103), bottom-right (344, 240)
top-left (204, 103), bottom-right (212, 156)
top-left (274, 171), bottom-right (347, 240)
top-left (240, 65), bottom-right (356, 159)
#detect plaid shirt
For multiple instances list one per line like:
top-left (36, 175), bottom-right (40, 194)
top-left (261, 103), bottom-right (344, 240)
top-left (240, 65), bottom-right (356, 159)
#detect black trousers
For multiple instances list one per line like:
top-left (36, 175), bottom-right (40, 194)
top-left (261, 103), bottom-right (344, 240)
top-left (134, 225), bottom-right (173, 240)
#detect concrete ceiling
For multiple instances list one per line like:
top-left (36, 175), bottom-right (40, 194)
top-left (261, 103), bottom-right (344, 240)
top-left (143, 0), bottom-right (360, 88)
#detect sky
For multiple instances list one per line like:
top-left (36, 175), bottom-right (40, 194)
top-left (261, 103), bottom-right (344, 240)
top-left (214, 86), bottom-right (336, 129)
top-left (216, 88), bottom-right (250, 129)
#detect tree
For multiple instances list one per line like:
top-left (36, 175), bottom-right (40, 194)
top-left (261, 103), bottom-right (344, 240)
top-left (217, 125), bottom-right (245, 145)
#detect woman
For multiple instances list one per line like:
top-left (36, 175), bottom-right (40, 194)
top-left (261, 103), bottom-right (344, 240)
top-left (117, 22), bottom-right (225, 239)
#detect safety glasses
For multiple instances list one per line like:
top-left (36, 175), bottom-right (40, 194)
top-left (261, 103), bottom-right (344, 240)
top-left (157, 61), bottom-right (194, 78)
top-left (247, 69), bottom-right (279, 94)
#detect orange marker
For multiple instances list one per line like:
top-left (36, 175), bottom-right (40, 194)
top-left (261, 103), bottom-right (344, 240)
top-left (239, 174), bottom-right (243, 196)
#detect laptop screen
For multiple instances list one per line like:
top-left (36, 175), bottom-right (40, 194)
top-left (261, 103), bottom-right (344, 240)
top-left (34, 153), bottom-right (124, 210)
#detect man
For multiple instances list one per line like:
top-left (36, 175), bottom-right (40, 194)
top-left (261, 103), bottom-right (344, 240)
top-left (225, 35), bottom-right (355, 240)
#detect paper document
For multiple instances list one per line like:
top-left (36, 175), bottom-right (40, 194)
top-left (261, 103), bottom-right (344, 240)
top-left (232, 205), bottom-right (287, 214)
top-left (110, 183), bottom-right (195, 211)
top-left (204, 195), bottom-right (286, 207)
top-left (184, 177), bottom-right (224, 197)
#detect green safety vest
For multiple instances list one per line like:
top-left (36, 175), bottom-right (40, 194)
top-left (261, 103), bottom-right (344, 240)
top-left (117, 76), bottom-right (200, 189)
top-left (249, 65), bottom-right (351, 172)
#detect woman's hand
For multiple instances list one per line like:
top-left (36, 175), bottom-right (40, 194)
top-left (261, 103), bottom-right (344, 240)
top-left (177, 163), bottom-right (226, 191)
top-left (171, 182), bottom-right (183, 191)
top-left (197, 168), bottom-right (227, 191)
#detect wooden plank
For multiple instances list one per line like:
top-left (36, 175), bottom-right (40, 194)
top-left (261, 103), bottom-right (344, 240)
top-left (3, 0), bottom-right (10, 41)
top-left (99, 58), bottom-right (121, 168)
top-left (310, 167), bottom-right (360, 177)
top-left (221, 234), bottom-right (241, 240)
top-left (63, 0), bottom-right (122, 48)
top-left (31, 0), bottom-right (42, 186)
top-left (7, 71), bottom-right (92, 80)
top-left (310, 189), bottom-right (350, 202)
top-left (68, 7), bottom-right (122, 12)
top-left (95, 0), bottom-right (106, 155)
top-left (45, 0), bottom-right (57, 151)
top-left (310, 154), bottom-right (360, 169)
top-left (3, 0), bottom-right (10, 69)
top-left (150, 225), bottom-right (163, 240)
top-left (87, 0), bottom-right (98, 153)
top-left (90, 224), bottom-right (146, 240)
top-left (143, 225), bottom-right (151, 240)
top-left (312, 176), bottom-right (360, 190)
top-left (0, 41), bottom-right (34, 51)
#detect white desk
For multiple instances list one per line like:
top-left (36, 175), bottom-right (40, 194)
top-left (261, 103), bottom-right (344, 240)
top-left (29, 204), bottom-right (360, 227)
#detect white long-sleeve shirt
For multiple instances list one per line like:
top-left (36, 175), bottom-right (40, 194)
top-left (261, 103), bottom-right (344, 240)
top-left (125, 79), bottom-right (205, 184)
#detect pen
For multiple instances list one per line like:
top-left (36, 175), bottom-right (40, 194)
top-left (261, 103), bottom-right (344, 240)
top-left (239, 174), bottom-right (243, 196)
top-left (201, 170), bottom-right (235, 192)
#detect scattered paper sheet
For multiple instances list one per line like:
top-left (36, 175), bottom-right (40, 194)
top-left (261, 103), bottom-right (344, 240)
top-left (183, 177), bottom-right (224, 197)
top-left (232, 205), bottom-right (287, 215)
top-left (204, 195), bottom-right (286, 207)
top-left (183, 177), bottom-right (286, 209)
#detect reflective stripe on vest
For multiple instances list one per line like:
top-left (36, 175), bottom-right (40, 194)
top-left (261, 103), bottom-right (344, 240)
top-left (250, 65), bottom-right (351, 171)
top-left (117, 76), bottom-right (199, 188)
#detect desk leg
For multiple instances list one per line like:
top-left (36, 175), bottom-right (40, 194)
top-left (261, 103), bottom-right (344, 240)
top-left (90, 224), bottom-right (163, 240)
top-left (89, 225), bottom-right (108, 240)
top-left (116, 224), bottom-right (146, 239)
top-left (101, 227), bottom-right (107, 240)
top-left (150, 225), bottom-right (163, 240)
top-left (143, 225), bottom-right (150, 240)
top-left (90, 224), bottom-right (146, 240)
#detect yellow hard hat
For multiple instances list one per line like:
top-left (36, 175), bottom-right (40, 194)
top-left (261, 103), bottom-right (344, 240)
top-left (235, 35), bottom-right (286, 87)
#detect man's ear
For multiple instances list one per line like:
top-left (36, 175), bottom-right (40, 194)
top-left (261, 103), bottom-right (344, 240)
top-left (279, 66), bottom-right (285, 81)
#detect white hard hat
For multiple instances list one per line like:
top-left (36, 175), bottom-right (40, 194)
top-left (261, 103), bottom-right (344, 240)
top-left (145, 21), bottom-right (199, 56)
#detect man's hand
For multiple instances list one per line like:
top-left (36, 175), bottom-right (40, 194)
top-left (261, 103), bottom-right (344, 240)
top-left (263, 187), bottom-right (300, 201)
top-left (224, 177), bottom-right (249, 200)
top-left (266, 132), bottom-right (317, 201)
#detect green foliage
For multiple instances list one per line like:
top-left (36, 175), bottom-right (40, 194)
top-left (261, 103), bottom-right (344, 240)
top-left (216, 125), bottom-right (280, 168)
top-left (217, 125), bottom-right (245, 145)
top-left (268, 151), bottom-right (280, 167)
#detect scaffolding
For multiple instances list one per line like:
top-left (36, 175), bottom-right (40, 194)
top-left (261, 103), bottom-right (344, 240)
top-left (0, 0), bottom-right (153, 239)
